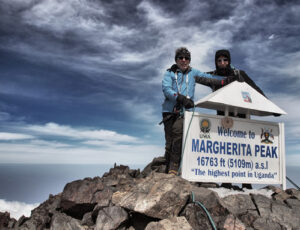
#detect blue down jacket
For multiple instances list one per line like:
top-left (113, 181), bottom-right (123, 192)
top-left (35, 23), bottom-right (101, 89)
top-left (162, 67), bottom-right (223, 113)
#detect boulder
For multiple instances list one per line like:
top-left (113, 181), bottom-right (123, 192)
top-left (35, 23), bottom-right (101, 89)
top-left (191, 187), bottom-right (228, 217)
top-left (145, 216), bottom-right (193, 230)
top-left (272, 191), bottom-right (291, 201)
top-left (252, 217), bottom-right (282, 230)
top-left (140, 157), bottom-right (167, 177)
top-left (112, 172), bottom-right (191, 219)
top-left (181, 203), bottom-right (213, 230)
top-left (251, 194), bottom-right (271, 218)
top-left (50, 212), bottom-right (85, 230)
top-left (18, 194), bottom-right (61, 229)
top-left (81, 212), bottom-right (94, 226)
top-left (270, 200), bottom-right (299, 229)
top-left (60, 176), bottom-right (112, 219)
top-left (0, 212), bottom-right (14, 228)
top-left (285, 188), bottom-right (300, 200)
top-left (222, 214), bottom-right (246, 230)
top-left (222, 194), bottom-right (256, 215)
top-left (95, 206), bottom-right (128, 230)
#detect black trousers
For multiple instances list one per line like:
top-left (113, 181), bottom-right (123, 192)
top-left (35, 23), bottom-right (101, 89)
top-left (162, 113), bottom-right (183, 172)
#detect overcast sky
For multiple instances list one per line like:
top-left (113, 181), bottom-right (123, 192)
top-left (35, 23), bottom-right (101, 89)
top-left (0, 0), bottom-right (300, 166)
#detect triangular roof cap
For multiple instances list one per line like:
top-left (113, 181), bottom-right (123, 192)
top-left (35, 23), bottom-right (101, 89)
top-left (195, 81), bottom-right (287, 116)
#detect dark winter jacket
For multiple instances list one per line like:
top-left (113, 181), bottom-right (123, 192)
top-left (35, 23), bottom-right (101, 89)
top-left (205, 69), bottom-right (266, 97)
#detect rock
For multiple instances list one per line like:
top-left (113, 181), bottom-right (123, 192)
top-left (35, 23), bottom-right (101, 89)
top-left (50, 212), bottom-right (85, 230)
top-left (0, 212), bottom-right (10, 228)
top-left (95, 206), bottom-right (128, 230)
top-left (181, 203), bottom-right (213, 230)
top-left (112, 172), bottom-right (191, 219)
top-left (285, 188), bottom-right (300, 200)
top-left (252, 217), bottom-right (282, 230)
top-left (81, 212), bottom-right (94, 226)
top-left (18, 194), bottom-right (61, 229)
top-left (238, 210), bottom-right (259, 227)
top-left (272, 191), bottom-right (291, 201)
top-left (191, 187), bottom-right (228, 217)
top-left (7, 219), bottom-right (16, 229)
top-left (251, 194), bottom-right (271, 218)
top-left (140, 157), bottom-right (167, 177)
top-left (103, 165), bottom-right (139, 181)
top-left (222, 194), bottom-right (256, 215)
top-left (127, 212), bottom-right (158, 230)
top-left (222, 214), bottom-right (246, 230)
top-left (145, 217), bottom-right (193, 230)
top-left (285, 198), bottom-right (300, 213)
top-left (15, 215), bottom-right (29, 228)
top-left (60, 176), bottom-right (112, 219)
top-left (270, 200), bottom-right (299, 229)
top-left (262, 185), bottom-right (282, 194)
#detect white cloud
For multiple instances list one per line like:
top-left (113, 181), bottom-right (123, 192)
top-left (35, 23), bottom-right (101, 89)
top-left (23, 0), bottom-right (105, 33)
top-left (0, 141), bottom-right (163, 164)
top-left (0, 132), bottom-right (34, 140)
top-left (0, 199), bottom-right (39, 219)
top-left (268, 34), bottom-right (275, 40)
top-left (26, 122), bottom-right (139, 142)
top-left (137, 1), bottom-right (173, 28)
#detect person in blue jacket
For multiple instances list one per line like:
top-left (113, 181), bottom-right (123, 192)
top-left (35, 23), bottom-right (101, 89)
top-left (161, 47), bottom-right (225, 175)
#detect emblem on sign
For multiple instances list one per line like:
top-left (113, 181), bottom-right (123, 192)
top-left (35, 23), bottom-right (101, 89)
top-left (242, 91), bottom-right (252, 103)
top-left (261, 128), bottom-right (274, 144)
top-left (200, 119), bottom-right (211, 138)
top-left (221, 116), bottom-right (233, 129)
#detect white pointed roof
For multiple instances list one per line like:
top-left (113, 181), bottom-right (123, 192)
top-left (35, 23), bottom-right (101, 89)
top-left (195, 81), bottom-right (287, 116)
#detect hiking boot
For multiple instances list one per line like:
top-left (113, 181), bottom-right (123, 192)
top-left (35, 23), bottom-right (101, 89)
top-left (168, 170), bottom-right (178, 175)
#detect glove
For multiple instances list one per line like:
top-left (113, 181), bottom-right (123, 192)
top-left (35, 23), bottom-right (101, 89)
top-left (176, 94), bottom-right (194, 109)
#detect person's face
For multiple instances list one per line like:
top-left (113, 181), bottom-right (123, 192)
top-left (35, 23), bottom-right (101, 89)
top-left (176, 56), bottom-right (190, 72)
top-left (217, 55), bottom-right (229, 68)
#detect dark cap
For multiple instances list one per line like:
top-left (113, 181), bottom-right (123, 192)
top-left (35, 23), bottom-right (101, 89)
top-left (175, 47), bottom-right (191, 61)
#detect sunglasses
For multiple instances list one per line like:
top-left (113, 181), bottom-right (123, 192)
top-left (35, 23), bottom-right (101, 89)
top-left (177, 56), bottom-right (190, 61)
top-left (217, 58), bottom-right (229, 63)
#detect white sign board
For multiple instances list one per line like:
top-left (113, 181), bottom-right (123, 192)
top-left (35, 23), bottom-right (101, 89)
top-left (181, 111), bottom-right (286, 188)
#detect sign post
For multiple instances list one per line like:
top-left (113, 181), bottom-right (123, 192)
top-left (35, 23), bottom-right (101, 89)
top-left (181, 112), bottom-right (286, 189)
top-left (181, 82), bottom-right (287, 189)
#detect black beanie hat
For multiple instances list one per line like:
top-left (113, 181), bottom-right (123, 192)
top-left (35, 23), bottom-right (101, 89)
top-left (175, 47), bottom-right (191, 61)
top-left (215, 49), bottom-right (231, 68)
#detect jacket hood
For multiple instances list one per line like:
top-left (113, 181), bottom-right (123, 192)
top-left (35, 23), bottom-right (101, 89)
top-left (215, 49), bottom-right (233, 76)
top-left (215, 49), bottom-right (231, 68)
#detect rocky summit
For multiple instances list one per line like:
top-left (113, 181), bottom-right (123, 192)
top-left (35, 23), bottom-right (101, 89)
top-left (1, 157), bottom-right (300, 230)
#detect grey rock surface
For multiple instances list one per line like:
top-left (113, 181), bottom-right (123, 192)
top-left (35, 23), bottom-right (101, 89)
top-left (145, 217), bottom-right (193, 230)
top-left (112, 172), bottom-right (192, 219)
top-left (95, 206), bottom-right (128, 230)
top-left (50, 213), bottom-right (85, 230)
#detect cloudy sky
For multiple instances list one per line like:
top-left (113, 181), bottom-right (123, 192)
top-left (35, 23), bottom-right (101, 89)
top-left (1, 0), bottom-right (300, 166)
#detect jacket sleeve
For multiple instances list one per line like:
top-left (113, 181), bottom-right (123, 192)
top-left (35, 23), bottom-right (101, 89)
top-left (195, 76), bottom-right (225, 87)
top-left (240, 71), bottom-right (266, 97)
top-left (194, 70), bottom-right (225, 87)
top-left (162, 71), bottom-right (178, 102)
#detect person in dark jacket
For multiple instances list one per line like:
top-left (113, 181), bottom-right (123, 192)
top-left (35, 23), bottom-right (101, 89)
top-left (209, 49), bottom-right (266, 189)
top-left (196, 49), bottom-right (266, 118)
